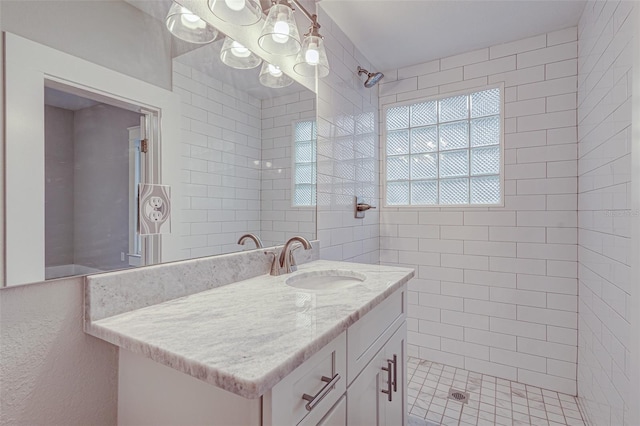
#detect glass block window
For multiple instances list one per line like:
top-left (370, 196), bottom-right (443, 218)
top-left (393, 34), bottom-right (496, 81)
top-left (293, 120), bottom-right (317, 206)
top-left (383, 87), bottom-right (502, 206)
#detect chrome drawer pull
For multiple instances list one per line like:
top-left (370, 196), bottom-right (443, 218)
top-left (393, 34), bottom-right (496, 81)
top-left (381, 360), bottom-right (393, 402)
top-left (390, 354), bottom-right (397, 392)
top-left (302, 373), bottom-right (341, 411)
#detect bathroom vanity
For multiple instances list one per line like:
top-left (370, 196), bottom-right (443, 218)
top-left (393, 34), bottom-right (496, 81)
top-left (84, 255), bottom-right (413, 426)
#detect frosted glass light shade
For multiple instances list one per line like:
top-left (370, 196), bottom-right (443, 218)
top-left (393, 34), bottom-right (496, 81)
top-left (259, 62), bottom-right (293, 88)
top-left (293, 35), bottom-right (329, 78)
top-left (258, 4), bottom-right (301, 56)
top-left (165, 2), bottom-right (217, 44)
top-left (220, 37), bottom-right (262, 69)
top-left (208, 0), bottom-right (262, 26)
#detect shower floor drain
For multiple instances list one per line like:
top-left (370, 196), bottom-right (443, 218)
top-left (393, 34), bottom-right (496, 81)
top-left (448, 389), bottom-right (469, 404)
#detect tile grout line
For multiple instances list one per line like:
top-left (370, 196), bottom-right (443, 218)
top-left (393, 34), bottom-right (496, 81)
top-left (407, 356), bottom-right (585, 426)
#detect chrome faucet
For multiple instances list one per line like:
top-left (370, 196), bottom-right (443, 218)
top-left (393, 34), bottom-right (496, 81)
top-left (237, 233), bottom-right (263, 248)
top-left (271, 236), bottom-right (312, 276)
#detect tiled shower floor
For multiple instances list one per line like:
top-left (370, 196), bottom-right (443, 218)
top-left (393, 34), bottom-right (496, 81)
top-left (407, 357), bottom-right (585, 426)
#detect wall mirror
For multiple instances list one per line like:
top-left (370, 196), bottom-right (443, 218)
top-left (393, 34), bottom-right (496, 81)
top-left (1, 0), bottom-right (317, 286)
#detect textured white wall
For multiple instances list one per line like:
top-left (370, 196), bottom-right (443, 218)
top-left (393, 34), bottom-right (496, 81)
top-left (379, 29), bottom-right (579, 394)
top-left (0, 2), bottom-right (173, 423)
top-left (260, 90), bottom-right (317, 248)
top-left (316, 6), bottom-right (380, 264)
top-left (576, 1), bottom-right (636, 425)
top-left (0, 278), bottom-right (118, 426)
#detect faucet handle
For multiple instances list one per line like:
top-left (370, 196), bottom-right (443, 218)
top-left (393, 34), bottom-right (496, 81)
top-left (264, 251), bottom-right (278, 275)
top-left (288, 244), bottom-right (303, 272)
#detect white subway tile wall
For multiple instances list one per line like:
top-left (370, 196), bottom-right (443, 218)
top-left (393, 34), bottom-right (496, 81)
top-left (316, 7), bottom-right (380, 264)
top-left (576, 2), bottom-right (636, 426)
top-left (380, 29), bottom-right (579, 394)
top-left (261, 92), bottom-right (317, 248)
top-left (173, 62), bottom-right (316, 257)
top-left (174, 62), bottom-right (263, 259)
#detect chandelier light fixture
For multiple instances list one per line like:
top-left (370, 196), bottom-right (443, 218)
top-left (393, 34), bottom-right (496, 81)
top-left (258, 0), bottom-right (301, 56)
top-left (293, 15), bottom-right (329, 78)
top-left (208, 0), bottom-right (262, 26)
top-left (220, 36), bottom-right (263, 69)
top-left (164, 0), bottom-right (331, 87)
top-left (165, 2), bottom-right (218, 44)
top-left (259, 61), bottom-right (294, 88)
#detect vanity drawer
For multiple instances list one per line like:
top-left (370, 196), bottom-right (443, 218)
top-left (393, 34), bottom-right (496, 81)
top-left (346, 284), bottom-right (406, 385)
top-left (263, 332), bottom-right (347, 426)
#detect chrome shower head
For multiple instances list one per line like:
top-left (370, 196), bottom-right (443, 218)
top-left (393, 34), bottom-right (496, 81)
top-left (357, 66), bottom-right (384, 88)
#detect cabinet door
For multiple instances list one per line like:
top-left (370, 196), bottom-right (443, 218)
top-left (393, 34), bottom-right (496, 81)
top-left (346, 346), bottom-right (386, 426)
top-left (317, 396), bottom-right (347, 426)
top-left (382, 322), bottom-right (406, 426)
top-left (346, 322), bottom-right (407, 426)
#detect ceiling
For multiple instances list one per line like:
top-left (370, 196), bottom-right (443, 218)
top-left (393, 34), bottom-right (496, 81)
top-left (319, 0), bottom-right (587, 71)
top-left (45, 87), bottom-right (100, 111)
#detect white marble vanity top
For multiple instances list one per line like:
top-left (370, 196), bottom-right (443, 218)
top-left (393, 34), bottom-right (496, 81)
top-left (85, 260), bottom-right (414, 398)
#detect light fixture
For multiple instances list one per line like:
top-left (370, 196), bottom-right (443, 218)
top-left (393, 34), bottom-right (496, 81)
top-left (259, 62), bottom-right (294, 88)
top-left (220, 36), bottom-right (263, 69)
top-left (258, 0), bottom-right (301, 56)
top-left (208, 0), bottom-right (262, 26)
top-left (165, 2), bottom-right (218, 44)
top-left (293, 15), bottom-right (329, 78)
top-left (164, 0), bottom-right (331, 86)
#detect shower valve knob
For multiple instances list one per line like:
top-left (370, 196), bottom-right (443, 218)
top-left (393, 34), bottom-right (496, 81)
top-left (355, 196), bottom-right (376, 218)
top-left (356, 203), bottom-right (376, 212)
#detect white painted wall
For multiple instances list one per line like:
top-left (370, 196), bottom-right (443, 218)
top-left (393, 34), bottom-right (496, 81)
top-left (630, 6), bottom-right (640, 426)
top-left (0, 2), bottom-right (5, 286)
top-left (44, 106), bottom-right (75, 267)
top-left (316, 5), bottom-right (380, 264)
top-left (379, 29), bottom-right (579, 394)
top-left (576, 2), bottom-right (636, 425)
top-left (74, 104), bottom-right (141, 270)
top-left (0, 1), bottom-right (172, 90)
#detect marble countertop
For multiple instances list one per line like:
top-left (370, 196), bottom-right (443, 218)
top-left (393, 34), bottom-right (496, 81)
top-left (85, 260), bottom-right (414, 399)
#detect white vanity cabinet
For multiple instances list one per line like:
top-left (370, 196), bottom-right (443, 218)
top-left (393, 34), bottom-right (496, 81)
top-left (116, 283), bottom-right (407, 426)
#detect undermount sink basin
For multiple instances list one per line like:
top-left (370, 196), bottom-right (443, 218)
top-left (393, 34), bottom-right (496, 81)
top-left (285, 270), bottom-right (366, 290)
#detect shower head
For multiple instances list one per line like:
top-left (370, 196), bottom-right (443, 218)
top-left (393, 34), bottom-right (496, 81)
top-left (357, 66), bottom-right (384, 88)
